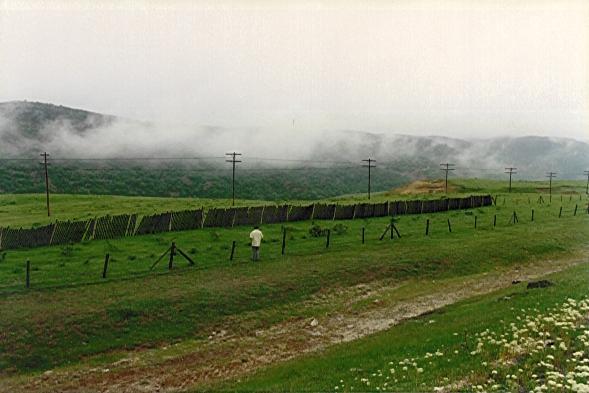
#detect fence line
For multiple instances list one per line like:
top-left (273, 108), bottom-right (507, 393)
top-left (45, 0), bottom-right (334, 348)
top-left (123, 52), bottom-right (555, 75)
top-left (13, 203), bottom-right (588, 291)
top-left (0, 195), bottom-right (493, 251)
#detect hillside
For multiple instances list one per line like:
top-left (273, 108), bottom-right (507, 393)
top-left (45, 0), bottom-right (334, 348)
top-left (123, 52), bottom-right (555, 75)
top-left (0, 101), bottom-right (588, 200)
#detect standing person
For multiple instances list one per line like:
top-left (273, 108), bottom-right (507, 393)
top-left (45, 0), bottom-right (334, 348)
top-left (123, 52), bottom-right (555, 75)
top-left (249, 226), bottom-right (263, 261)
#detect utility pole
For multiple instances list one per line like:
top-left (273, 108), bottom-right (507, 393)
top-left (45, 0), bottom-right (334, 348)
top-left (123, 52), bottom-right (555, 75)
top-left (546, 171), bottom-right (557, 203)
top-left (40, 152), bottom-right (50, 216)
top-left (440, 163), bottom-right (455, 194)
top-left (504, 167), bottom-right (517, 193)
top-left (362, 158), bottom-right (376, 200)
top-left (584, 170), bottom-right (589, 195)
top-left (225, 152), bottom-right (242, 206)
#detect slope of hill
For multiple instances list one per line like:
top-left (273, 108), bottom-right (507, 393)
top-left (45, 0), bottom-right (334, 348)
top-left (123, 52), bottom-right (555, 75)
top-left (0, 101), bottom-right (587, 199)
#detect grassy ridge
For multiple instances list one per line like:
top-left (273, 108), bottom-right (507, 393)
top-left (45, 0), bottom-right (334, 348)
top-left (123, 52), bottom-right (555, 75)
top-left (0, 193), bottom-right (587, 375)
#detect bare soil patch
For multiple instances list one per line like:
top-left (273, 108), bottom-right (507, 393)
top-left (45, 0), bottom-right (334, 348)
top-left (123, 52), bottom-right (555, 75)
top-left (391, 180), bottom-right (456, 195)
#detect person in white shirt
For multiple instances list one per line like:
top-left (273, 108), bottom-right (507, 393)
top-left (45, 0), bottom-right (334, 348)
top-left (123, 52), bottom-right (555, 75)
top-left (249, 226), bottom-right (264, 261)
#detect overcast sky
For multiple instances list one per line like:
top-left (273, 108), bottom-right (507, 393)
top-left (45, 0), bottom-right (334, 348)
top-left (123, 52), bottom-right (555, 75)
top-left (0, 0), bottom-right (587, 140)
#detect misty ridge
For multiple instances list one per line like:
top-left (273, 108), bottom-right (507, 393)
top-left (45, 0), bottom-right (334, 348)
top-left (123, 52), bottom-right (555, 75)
top-left (1, 101), bottom-right (588, 179)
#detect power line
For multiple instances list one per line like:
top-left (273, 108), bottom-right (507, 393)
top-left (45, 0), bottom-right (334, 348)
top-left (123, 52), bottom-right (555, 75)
top-left (226, 152), bottom-right (242, 206)
top-left (504, 167), bottom-right (517, 193)
top-left (440, 163), bottom-right (455, 194)
top-left (361, 158), bottom-right (376, 200)
top-left (246, 156), bottom-right (355, 164)
top-left (0, 156), bottom-right (225, 162)
top-left (546, 171), bottom-right (557, 203)
top-left (40, 152), bottom-right (51, 217)
top-left (50, 156), bottom-right (225, 161)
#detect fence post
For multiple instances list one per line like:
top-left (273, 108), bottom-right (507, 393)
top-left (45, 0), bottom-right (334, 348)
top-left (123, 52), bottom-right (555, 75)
top-left (25, 259), bottom-right (30, 289)
top-left (574, 204), bottom-right (578, 216)
top-left (512, 211), bottom-right (518, 223)
top-left (362, 227), bottom-right (365, 244)
top-left (493, 214), bottom-right (497, 228)
top-left (230, 241), bottom-right (236, 261)
top-left (102, 253), bottom-right (110, 278)
top-left (474, 216), bottom-right (477, 229)
top-left (425, 219), bottom-right (430, 236)
top-left (169, 242), bottom-right (176, 270)
top-left (326, 229), bottom-right (331, 248)
top-left (531, 209), bottom-right (534, 222)
top-left (559, 206), bottom-right (563, 218)
top-left (281, 228), bottom-right (286, 255)
top-left (447, 218), bottom-right (452, 233)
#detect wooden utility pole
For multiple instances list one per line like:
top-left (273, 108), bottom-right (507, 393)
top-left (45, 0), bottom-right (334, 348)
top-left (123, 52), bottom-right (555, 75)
top-left (546, 172), bottom-right (557, 203)
top-left (225, 152), bottom-right (242, 206)
top-left (584, 170), bottom-right (589, 195)
top-left (440, 163), bottom-right (455, 194)
top-left (362, 158), bottom-right (376, 200)
top-left (504, 167), bottom-right (517, 193)
top-left (40, 152), bottom-right (50, 216)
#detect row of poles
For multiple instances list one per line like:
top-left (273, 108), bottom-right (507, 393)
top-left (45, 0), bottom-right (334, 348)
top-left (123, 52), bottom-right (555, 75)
top-left (21, 203), bottom-right (588, 289)
top-left (36, 151), bottom-right (589, 216)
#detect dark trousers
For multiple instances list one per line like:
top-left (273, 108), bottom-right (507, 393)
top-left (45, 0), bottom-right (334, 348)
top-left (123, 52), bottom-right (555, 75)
top-left (251, 246), bottom-right (260, 261)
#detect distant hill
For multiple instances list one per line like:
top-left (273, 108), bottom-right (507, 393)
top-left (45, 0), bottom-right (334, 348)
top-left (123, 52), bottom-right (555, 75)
top-left (0, 101), bottom-right (587, 199)
top-left (0, 100), bottom-right (115, 138)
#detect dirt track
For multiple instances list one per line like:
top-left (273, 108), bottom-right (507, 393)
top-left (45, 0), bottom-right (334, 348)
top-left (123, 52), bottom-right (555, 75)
top-left (2, 252), bottom-right (587, 393)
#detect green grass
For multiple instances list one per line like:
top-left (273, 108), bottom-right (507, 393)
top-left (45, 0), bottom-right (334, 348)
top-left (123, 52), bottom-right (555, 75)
top-left (1, 178), bottom-right (585, 228)
top-left (0, 192), bottom-right (585, 293)
top-left (215, 260), bottom-right (589, 392)
top-left (0, 194), bottom-right (270, 228)
top-left (0, 191), bottom-right (587, 376)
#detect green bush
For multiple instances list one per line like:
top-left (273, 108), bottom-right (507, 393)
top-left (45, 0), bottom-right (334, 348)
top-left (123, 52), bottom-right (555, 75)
top-left (331, 223), bottom-right (348, 235)
top-left (309, 225), bottom-right (327, 237)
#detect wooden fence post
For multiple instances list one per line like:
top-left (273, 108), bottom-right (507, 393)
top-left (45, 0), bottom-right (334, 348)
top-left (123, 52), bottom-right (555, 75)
top-left (25, 259), bottom-right (30, 288)
top-left (230, 241), bottom-right (236, 261)
top-left (169, 242), bottom-right (176, 270)
top-left (325, 229), bottom-right (331, 248)
top-left (493, 214), bottom-right (497, 227)
top-left (447, 218), bottom-right (452, 233)
top-left (102, 253), bottom-right (110, 278)
top-left (531, 209), bottom-right (534, 222)
top-left (425, 219), bottom-right (430, 236)
top-left (474, 216), bottom-right (477, 229)
top-left (574, 204), bottom-right (578, 216)
top-left (362, 227), bottom-right (365, 244)
top-left (281, 228), bottom-right (286, 255)
top-left (559, 207), bottom-right (563, 218)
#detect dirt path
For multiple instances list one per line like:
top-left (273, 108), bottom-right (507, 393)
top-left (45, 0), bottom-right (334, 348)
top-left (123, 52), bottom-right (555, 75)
top-left (3, 253), bottom-right (588, 393)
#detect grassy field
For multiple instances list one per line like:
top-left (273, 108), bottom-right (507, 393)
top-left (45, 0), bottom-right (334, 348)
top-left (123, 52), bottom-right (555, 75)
top-left (217, 260), bottom-right (589, 392)
top-left (0, 189), bottom-right (586, 293)
top-left (0, 180), bottom-right (587, 392)
top-left (0, 178), bottom-right (585, 228)
top-left (0, 194), bottom-right (270, 228)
